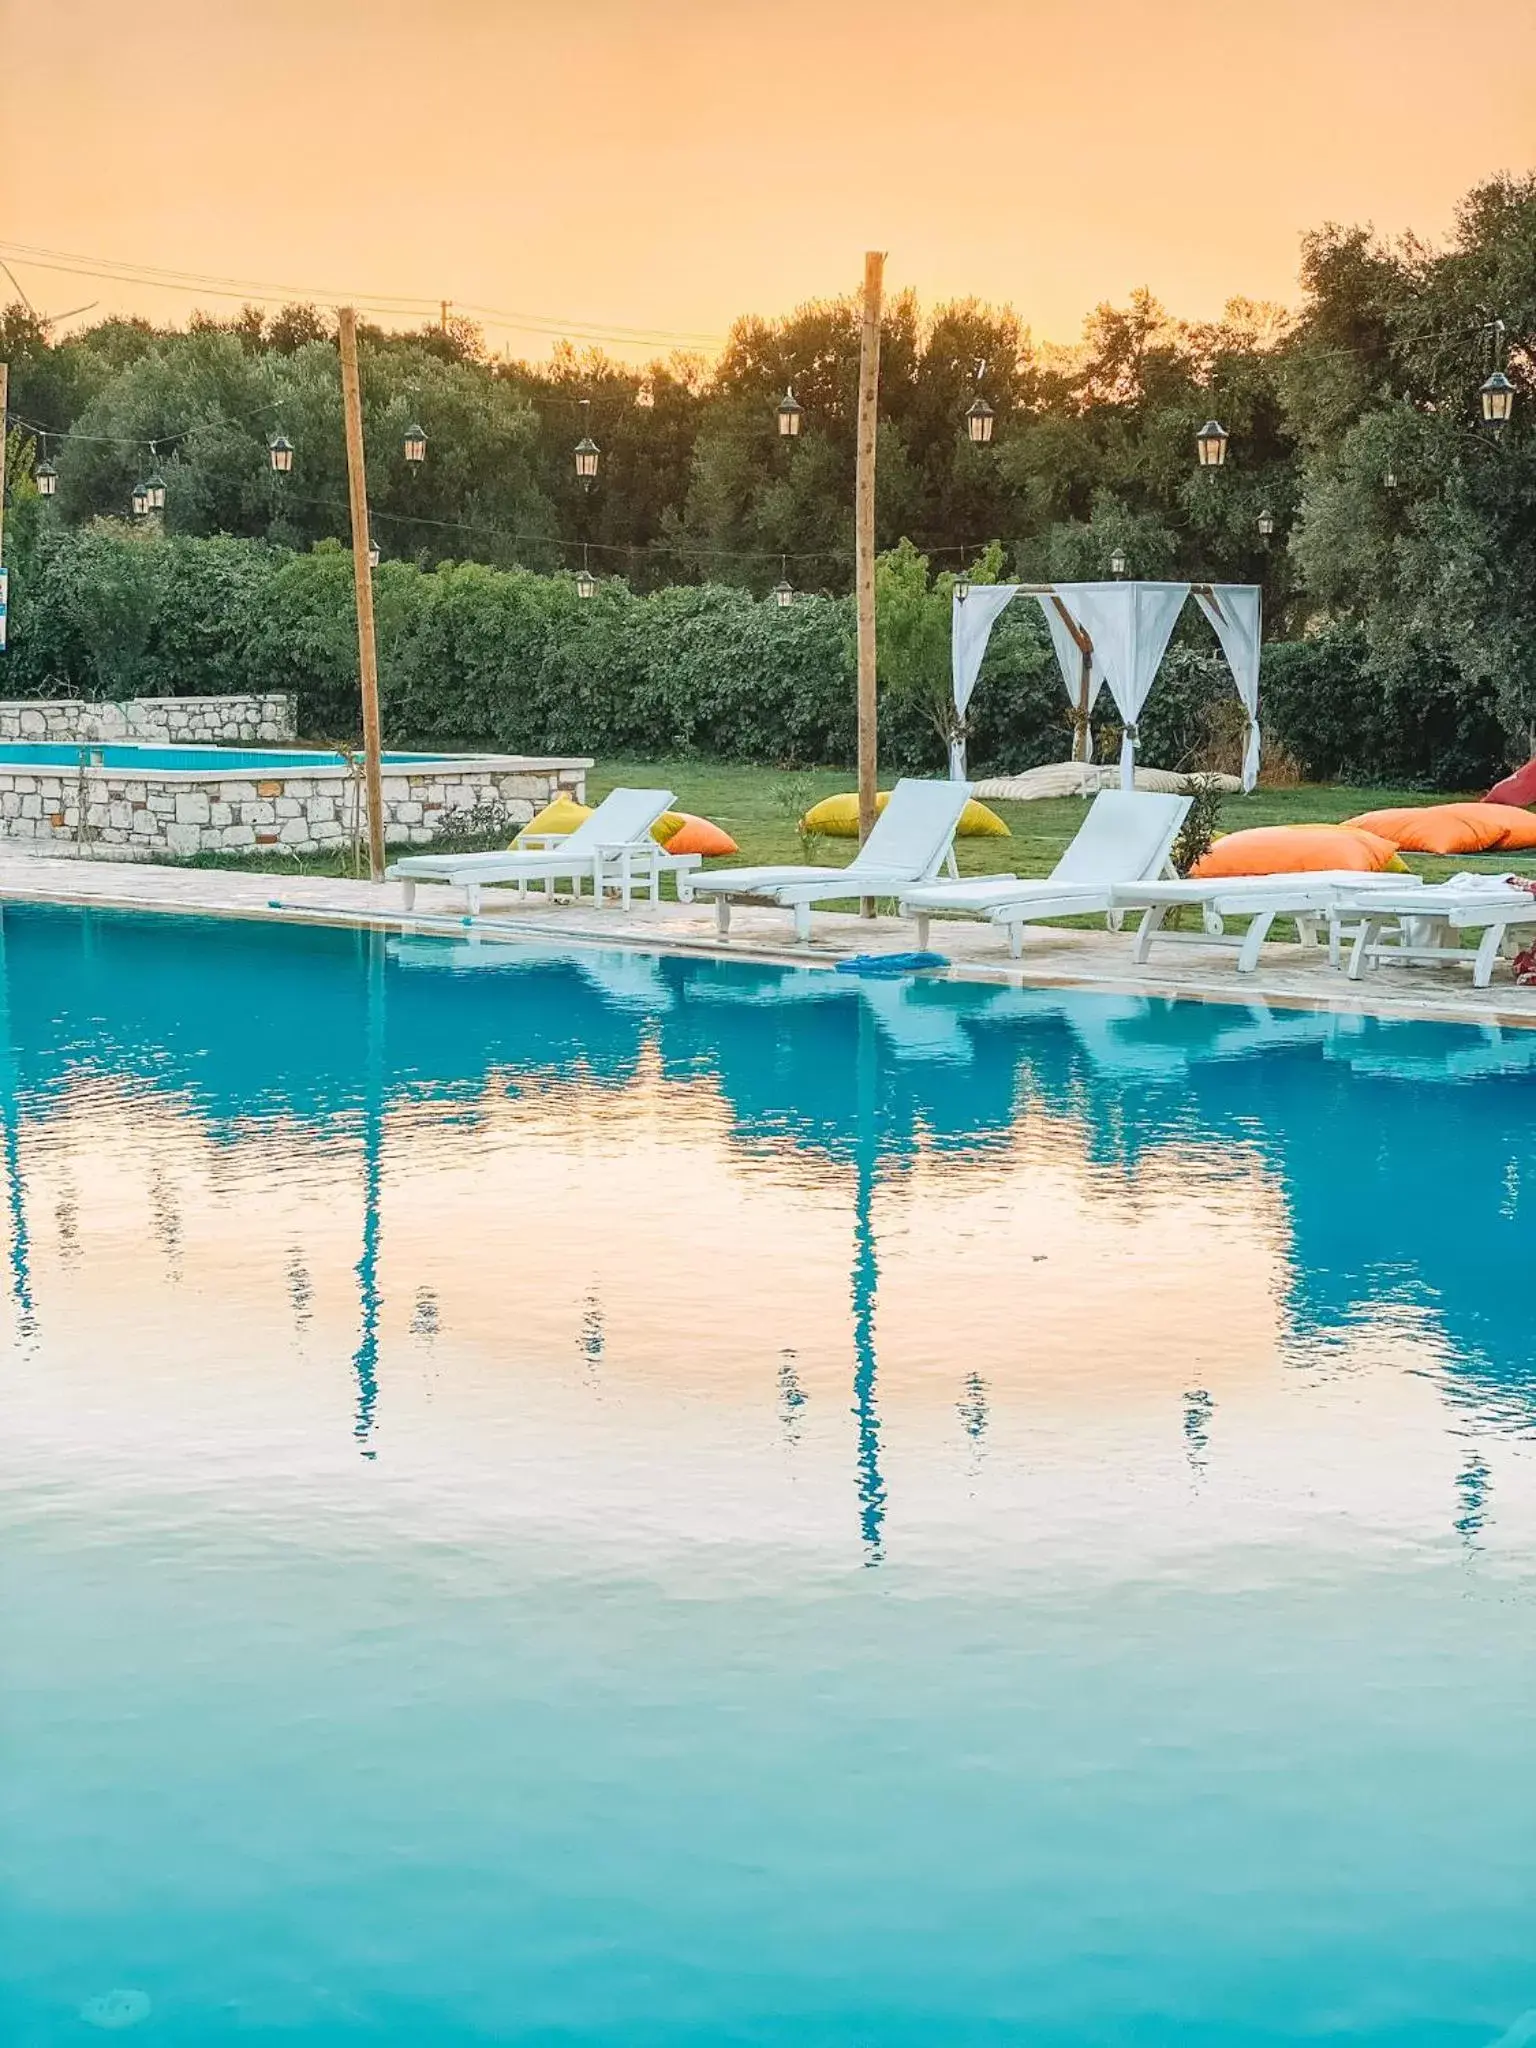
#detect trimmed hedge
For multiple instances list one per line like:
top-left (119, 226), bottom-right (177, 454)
top-left (2, 526), bottom-right (1513, 787)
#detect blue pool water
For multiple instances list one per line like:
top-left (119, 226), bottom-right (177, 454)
top-left (0, 744), bottom-right (450, 773)
top-left (2, 905), bottom-right (1534, 2044)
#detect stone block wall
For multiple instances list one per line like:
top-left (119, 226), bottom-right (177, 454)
top-left (0, 759), bottom-right (588, 858)
top-left (0, 695), bottom-right (297, 744)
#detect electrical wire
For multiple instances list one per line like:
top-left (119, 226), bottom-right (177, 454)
top-left (0, 240), bottom-right (726, 352)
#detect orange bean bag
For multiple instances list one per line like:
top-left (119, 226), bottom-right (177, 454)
top-left (1190, 825), bottom-right (1401, 879)
top-left (1345, 802), bottom-right (1536, 854)
top-left (1457, 802), bottom-right (1536, 850)
top-left (663, 812), bottom-right (738, 857)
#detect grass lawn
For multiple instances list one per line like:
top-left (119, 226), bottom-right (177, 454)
top-left (173, 755), bottom-right (1536, 893)
top-left (587, 760), bottom-right (1536, 889)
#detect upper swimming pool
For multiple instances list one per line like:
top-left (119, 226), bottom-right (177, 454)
top-left (2, 905), bottom-right (1534, 2044)
top-left (0, 742), bottom-right (452, 774)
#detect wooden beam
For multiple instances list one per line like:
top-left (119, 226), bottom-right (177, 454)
top-left (855, 252), bottom-right (884, 901)
top-left (336, 309), bottom-right (387, 884)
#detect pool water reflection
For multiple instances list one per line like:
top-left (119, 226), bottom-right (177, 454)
top-left (1, 906), bottom-right (1534, 2045)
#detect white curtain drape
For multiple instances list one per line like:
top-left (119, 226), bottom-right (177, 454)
top-left (1055, 582), bottom-right (1190, 788)
top-left (1036, 595), bottom-right (1102, 763)
top-left (1193, 585), bottom-right (1263, 791)
top-left (949, 584), bottom-right (1021, 777)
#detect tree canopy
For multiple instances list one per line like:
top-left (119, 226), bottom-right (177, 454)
top-left (4, 170), bottom-right (1535, 771)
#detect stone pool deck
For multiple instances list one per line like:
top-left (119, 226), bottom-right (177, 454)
top-left (2, 848), bottom-right (1534, 1030)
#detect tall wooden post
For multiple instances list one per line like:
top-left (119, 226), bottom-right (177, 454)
top-left (337, 309), bottom-right (387, 883)
top-left (0, 362), bottom-right (10, 570)
top-left (854, 251), bottom-right (884, 915)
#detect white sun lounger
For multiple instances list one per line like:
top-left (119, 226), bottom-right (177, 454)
top-left (688, 777), bottom-right (974, 942)
top-left (1109, 870), bottom-right (1428, 974)
top-left (899, 790), bottom-right (1191, 959)
top-left (1335, 876), bottom-right (1536, 987)
top-left (387, 787), bottom-right (686, 915)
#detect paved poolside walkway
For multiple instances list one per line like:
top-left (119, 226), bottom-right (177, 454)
top-left (3, 850), bottom-right (1534, 1029)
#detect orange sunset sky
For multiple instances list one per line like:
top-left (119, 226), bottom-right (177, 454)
top-left (5, 0), bottom-right (1534, 360)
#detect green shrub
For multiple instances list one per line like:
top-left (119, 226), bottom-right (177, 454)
top-left (0, 527), bottom-right (1509, 788)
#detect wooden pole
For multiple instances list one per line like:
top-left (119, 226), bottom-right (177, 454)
top-left (0, 362), bottom-right (9, 570)
top-left (336, 309), bottom-right (387, 883)
top-left (854, 251), bottom-right (884, 915)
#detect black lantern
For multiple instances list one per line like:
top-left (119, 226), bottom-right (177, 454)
top-left (1383, 468), bottom-right (1398, 492)
top-left (403, 422), bottom-right (428, 466)
top-left (35, 458), bottom-right (58, 499)
top-left (143, 471), bottom-right (167, 513)
top-left (575, 564), bottom-right (597, 601)
top-left (965, 397), bottom-right (995, 447)
top-left (1109, 547), bottom-right (1128, 578)
top-left (366, 534), bottom-right (381, 569)
top-left (130, 480), bottom-right (151, 518)
top-left (268, 432), bottom-right (294, 475)
top-left (773, 578), bottom-right (794, 610)
top-left (1195, 419), bottom-right (1229, 470)
top-left (574, 435), bottom-right (600, 486)
top-left (1256, 507), bottom-right (1275, 539)
top-left (776, 388), bottom-right (803, 439)
top-left (1480, 370), bottom-right (1515, 436)
top-left (954, 575), bottom-right (971, 605)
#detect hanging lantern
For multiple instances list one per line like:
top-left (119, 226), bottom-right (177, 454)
top-left (1109, 547), bottom-right (1128, 578)
top-left (574, 434), bottom-right (600, 485)
top-left (268, 432), bottom-right (294, 475)
top-left (130, 480), bottom-right (151, 519)
top-left (575, 564), bottom-right (597, 600)
top-left (1480, 370), bottom-right (1515, 436)
top-left (965, 397), bottom-right (995, 447)
top-left (366, 534), bottom-right (381, 569)
top-left (1383, 468), bottom-right (1398, 492)
top-left (954, 575), bottom-right (971, 605)
top-left (143, 471), bottom-right (167, 513)
top-left (35, 458), bottom-right (58, 498)
top-left (1256, 507), bottom-right (1275, 539)
top-left (773, 577), bottom-right (795, 610)
top-left (1195, 419), bottom-right (1229, 469)
top-left (776, 388), bottom-right (803, 439)
top-left (402, 422), bottom-right (428, 465)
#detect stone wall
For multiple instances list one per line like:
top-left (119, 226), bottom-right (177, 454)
top-left (0, 695), bottom-right (297, 744)
top-left (0, 757), bottom-right (589, 858)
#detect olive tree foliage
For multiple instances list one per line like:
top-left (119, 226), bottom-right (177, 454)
top-left (6, 167), bottom-right (1536, 781)
top-left (1283, 174), bottom-right (1536, 779)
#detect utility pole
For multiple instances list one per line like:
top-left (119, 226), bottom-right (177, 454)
top-left (854, 251), bottom-right (883, 914)
top-left (336, 309), bottom-right (387, 882)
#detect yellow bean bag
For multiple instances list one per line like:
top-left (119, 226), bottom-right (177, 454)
top-left (515, 797), bottom-right (685, 848)
top-left (801, 791), bottom-right (1009, 839)
top-left (1191, 825), bottom-right (1402, 878)
top-left (1346, 802), bottom-right (1536, 854)
top-left (516, 795), bottom-right (592, 843)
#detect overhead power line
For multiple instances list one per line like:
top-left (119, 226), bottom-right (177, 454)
top-left (0, 240), bottom-right (727, 354)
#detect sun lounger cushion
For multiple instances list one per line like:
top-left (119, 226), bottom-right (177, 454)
top-left (803, 791), bottom-right (1009, 839)
top-left (1344, 802), bottom-right (1536, 854)
top-left (1191, 825), bottom-right (1401, 878)
top-left (663, 813), bottom-right (738, 856)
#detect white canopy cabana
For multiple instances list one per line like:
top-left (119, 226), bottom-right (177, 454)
top-left (950, 579), bottom-right (1263, 791)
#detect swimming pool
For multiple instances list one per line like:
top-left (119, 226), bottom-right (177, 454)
top-left (0, 743), bottom-right (452, 772)
top-left (3, 906), bottom-right (1534, 2044)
